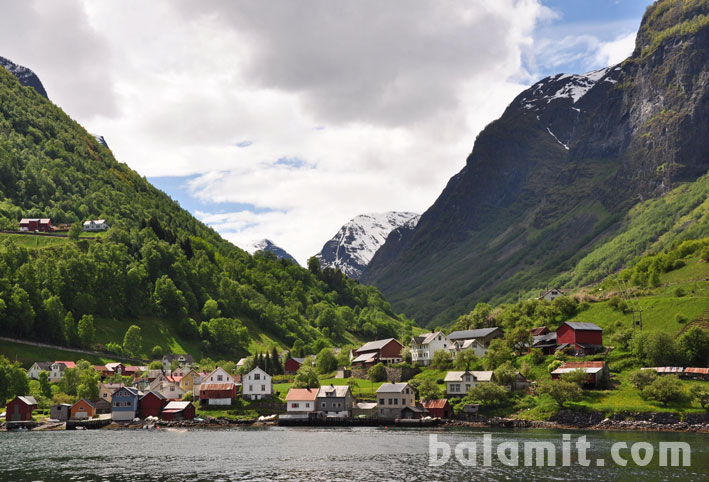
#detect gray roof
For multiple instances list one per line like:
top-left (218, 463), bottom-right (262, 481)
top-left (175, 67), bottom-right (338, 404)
top-left (163, 354), bottom-right (195, 363)
top-left (317, 385), bottom-right (351, 398)
top-left (140, 391), bottom-right (166, 400)
top-left (18, 396), bottom-right (38, 405)
top-left (444, 371), bottom-right (494, 382)
top-left (31, 361), bottom-right (53, 370)
top-left (447, 327), bottom-right (501, 341)
top-left (376, 383), bottom-right (410, 393)
top-left (563, 322), bottom-right (602, 331)
top-left (533, 332), bottom-right (557, 344)
top-left (164, 401), bottom-right (192, 410)
top-left (291, 357), bottom-right (305, 364)
top-left (356, 338), bottom-right (399, 353)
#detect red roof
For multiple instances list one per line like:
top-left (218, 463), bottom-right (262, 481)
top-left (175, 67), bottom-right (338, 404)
top-left (200, 383), bottom-right (235, 391)
top-left (93, 365), bottom-right (107, 371)
top-left (685, 367), bottom-right (709, 375)
top-left (55, 361), bottom-right (76, 368)
top-left (560, 361), bottom-right (606, 369)
top-left (422, 399), bottom-right (450, 409)
top-left (530, 327), bottom-right (548, 336)
top-left (286, 388), bottom-right (319, 401)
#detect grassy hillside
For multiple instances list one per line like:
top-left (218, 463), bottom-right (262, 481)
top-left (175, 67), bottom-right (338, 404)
top-left (0, 64), bottom-right (413, 365)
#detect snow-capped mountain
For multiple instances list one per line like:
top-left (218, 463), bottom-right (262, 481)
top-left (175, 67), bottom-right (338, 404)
top-left (247, 239), bottom-right (298, 264)
top-left (316, 212), bottom-right (420, 279)
top-left (0, 55), bottom-right (48, 98)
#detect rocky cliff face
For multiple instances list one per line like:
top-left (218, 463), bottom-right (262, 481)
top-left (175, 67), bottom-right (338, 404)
top-left (316, 212), bottom-right (420, 279)
top-left (363, 0), bottom-right (709, 326)
top-left (0, 55), bottom-right (48, 99)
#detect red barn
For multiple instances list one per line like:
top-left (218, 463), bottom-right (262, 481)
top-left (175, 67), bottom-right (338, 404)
top-left (284, 357), bottom-right (305, 374)
top-left (351, 338), bottom-right (404, 368)
top-left (139, 391), bottom-right (168, 418)
top-left (199, 382), bottom-right (237, 405)
top-left (551, 361), bottom-right (609, 388)
top-left (556, 322), bottom-right (603, 355)
top-left (19, 218), bottom-right (52, 232)
top-left (161, 401), bottom-right (195, 421)
top-left (6, 396), bottom-right (38, 421)
top-left (422, 399), bottom-right (452, 419)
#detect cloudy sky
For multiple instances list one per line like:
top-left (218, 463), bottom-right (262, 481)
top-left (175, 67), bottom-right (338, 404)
top-left (0, 0), bottom-right (652, 264)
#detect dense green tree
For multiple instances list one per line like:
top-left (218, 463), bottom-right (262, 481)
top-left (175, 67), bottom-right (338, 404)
top-left (123, 324), bottom-right (143, 357)
top-left (77, 314), bottom-right (95, 348)
top-left (431, 350), bottom-right (454, 370)
top-left (482, 339), bottom-right (514, 370)
top-left (690, 385), bottom-right (709, 409)
top-left (416, 378), bottom-right (441, 401)
top-left (293, 364), bottom-right (320, 389)
top-left (201, 298), bottom-right (221, 321)
top-left (560, 368), bottom-right (589, 387)
top-left (537, 379), bottom-right (582, 407)
top-left (466, 382), bottom-right (508, 407)
top-left (367, 363), bottom-right (387, 383)
top-left (628, 369), bottom-right (658, 390)
top-left (38, 371), bottom-right (52, 398)
top-left (642, 376), bottom-right (686, 406)
top-left (316, 348), bottom-right (337, 374)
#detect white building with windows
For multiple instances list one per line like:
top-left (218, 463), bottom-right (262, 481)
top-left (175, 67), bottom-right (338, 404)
top-left (285, 388), bottom-right (319, 413)
top-left (82, 219), bottom-right (110, 231)
top-left (445, 370), bottom-right (495, 397)
top-left (243, 366), bottom-right (272, 400)
top-left (410, 331), bottom-right (455, 366)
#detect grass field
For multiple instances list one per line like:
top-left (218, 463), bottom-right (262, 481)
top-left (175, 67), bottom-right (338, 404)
top-left (0, 339), bottom-right (117, 367)
top-left (274, 376), bottom-right (385, 401)
top-left (93, 317), bottom-right (202, 359)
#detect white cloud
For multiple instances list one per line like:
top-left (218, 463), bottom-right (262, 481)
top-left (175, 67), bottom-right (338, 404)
top-left (2, 1), bottom-right (582, 264)
top-left (594, 31), bottom-right (637, 66)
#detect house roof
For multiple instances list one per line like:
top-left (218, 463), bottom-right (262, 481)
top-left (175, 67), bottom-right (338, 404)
top-left (356, 402), bottom-right (378, 410)
top-left (530, 327), bottom-right (549, 336)
top-left (51, 403), bottom-right (72, 408)
top-left (200, 382), bottom-right (235, 391)
top-left (289, 357), bottom-right (305, 364)
top-left (74, 398), bottom-right (95, 408)
top-left (317, 385), bottom-right (351, 398)
top-left (236, 357), bottom-right (249, 366)
top-left (412, 332), bottom-right (445, 345)
top-left (351, 352), bottom-right (377, 363)
top-left (31, 361), bottom-right (53, 370)
top-left (685, 367), bottom-right (709, 375)
top-left (562, 322), bottom-right (602, 331)
top-left (116, 387), bottom-right (140, 396)
top-left (401, 405), bottom-right (428, 413)
top-left (286, 388), bottom-right (319, 401)
top-left (356, 338), bottom-right (399, 353)
top-left (422, 399), bottom-right (450, 409)
top-left (163, 354), bottom-right (195, 363)
top-left (376, 383), bottom-right (409, 393)
top-left (552, 366), bottom-right (602, 375)
top-left (140, 391), bottom-right (166, 400)
top-left (447, 327), bottom-right (501, 341)
top-left (444, 371), bottom-right (494, 382)
top-left (560, 361), bottom-right (606, 369)
top-left (539, 288), bottom-right (563, 298)
top-left (533, 332), bottom-right (557, 344)
top-left (164, 401), bottom-right (192, 411)
top-left (18, 396), bottom-right (38, 405)
top-left (54, 361), bottom-right (77, 369)
top-left (642, 366), bottom-right (684, 374)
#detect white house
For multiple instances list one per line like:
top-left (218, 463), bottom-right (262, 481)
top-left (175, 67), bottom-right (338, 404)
top-left (27, 361), bottom-right (53, 380)
top-left (147, 374), bottom-right (185, 400)
top-left (285, 388), bottom-right (319, 413)
top-left (204, 367), bottom-right (234, 384)
top-left (243, 366), bottom-right (272, 400)
top-left (410, 331), bottom-right (455, 366)
top-left (49, 361), bottom-right (76, 383)
top-left (448, 327), bottom-right (503, 358)
top-left (538, 288), bottom-right (564, 301)
top-left (445, 370), bottom-right (495, 397)
top-left (82, 219), bottom-right (109, 231)
top-left (454, 338), bottom-right (489, 358)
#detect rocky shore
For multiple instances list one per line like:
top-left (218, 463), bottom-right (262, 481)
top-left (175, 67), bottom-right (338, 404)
top-left (445, 410), bottom-right (709, 433)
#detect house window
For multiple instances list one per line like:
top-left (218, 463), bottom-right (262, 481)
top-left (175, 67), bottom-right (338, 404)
top-left (261, 385), bottom-right (265, 391)
top-left (254, 373), bottom-right (261, 380)
top-left (306, 403), bottom-right (310, 408)
top-left (379, 398), bottom-right (385, 405)
top-left (217, 375), bottom-right (223, 381)
top-left (291, 403), bottom-right (298, 408)
top-left (466, 384), bottom-right (471, 391)
top-left (321, 402), bottom-right (326, 408)
top-left (394, 399), bottom-right (398, 405)
top-left (249, 385), bottom-right (253, 391)
top-left (388, 398), bottom-right (393, 405)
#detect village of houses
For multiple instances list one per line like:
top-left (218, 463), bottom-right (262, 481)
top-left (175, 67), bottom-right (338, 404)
top-left (5, 284), bottom-right (707, 432)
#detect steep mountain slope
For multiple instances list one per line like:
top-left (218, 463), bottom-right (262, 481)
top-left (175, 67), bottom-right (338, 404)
top-left (0, 64), bottom-right (412, 359)
top-left (0, 55), bottom-right (48, 99)
top-left (316, 212), bottom-right (420, 279)
top-left (247, 239), bottom-right (298, 264)
top-left (363, 0), bottom-right (709, 327)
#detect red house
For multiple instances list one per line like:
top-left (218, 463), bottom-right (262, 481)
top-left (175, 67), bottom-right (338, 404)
top-left (556, 322), bottom-right (603, 355)
top-left (139, 391), bottom-right (168, 418)
top-left (422, 399), bottom-right (452, 419)
top-left (161, 401), bottom-right (196, 421)
top-left (351, 338), bottom-right (404, 368)
top-left (284, 357), bottom-right (305, 374)
top-left (19, 218), bottom-right (52, 232)
top-left (199, 382), bottom-right (237, 405)
top-left (5, 396), bottom-right (38, 421)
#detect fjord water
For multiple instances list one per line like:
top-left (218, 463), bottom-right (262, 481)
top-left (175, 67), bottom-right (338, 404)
top-left (1, 427), bottom-right (707, 481)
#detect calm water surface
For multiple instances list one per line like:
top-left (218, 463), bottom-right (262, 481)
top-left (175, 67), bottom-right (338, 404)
top-left (1, 427), bottom-right (707, 481)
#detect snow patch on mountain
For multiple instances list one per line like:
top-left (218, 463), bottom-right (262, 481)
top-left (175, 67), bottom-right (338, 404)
top-left (246, 239), bottom-right (299, 264)
top-left (315, 212), bottom-right (420, 279)
top-left (519, 65), bottom-right (618, 111)
top-left (0, 55), bottom-right (48, 99)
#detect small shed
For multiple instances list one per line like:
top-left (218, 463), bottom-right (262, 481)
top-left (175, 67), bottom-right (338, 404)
top-left (71, 399), bottom-right (96, 420)
top-left (161, 401), bottom-right (196, 421)
top-left (352, 402), bottom-right (378, 418)
top-left (422, 399), bottom-right (451, 419)
top-left (399, 405), bottom-right (429, 420)
top-left (50, 403), bottom-right (72, 421)
top-left (94, 398), bottom-right (111, 414)
top-left (5, 396), bottom-right (37, 421)
top-left (139, 391), bottom-right (167, 418)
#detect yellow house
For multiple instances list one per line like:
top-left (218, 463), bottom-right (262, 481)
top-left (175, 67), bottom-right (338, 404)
top-left (98, 383), bottom-right (124, 402)
top-left (179, 369), bottom-right (202, 394)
